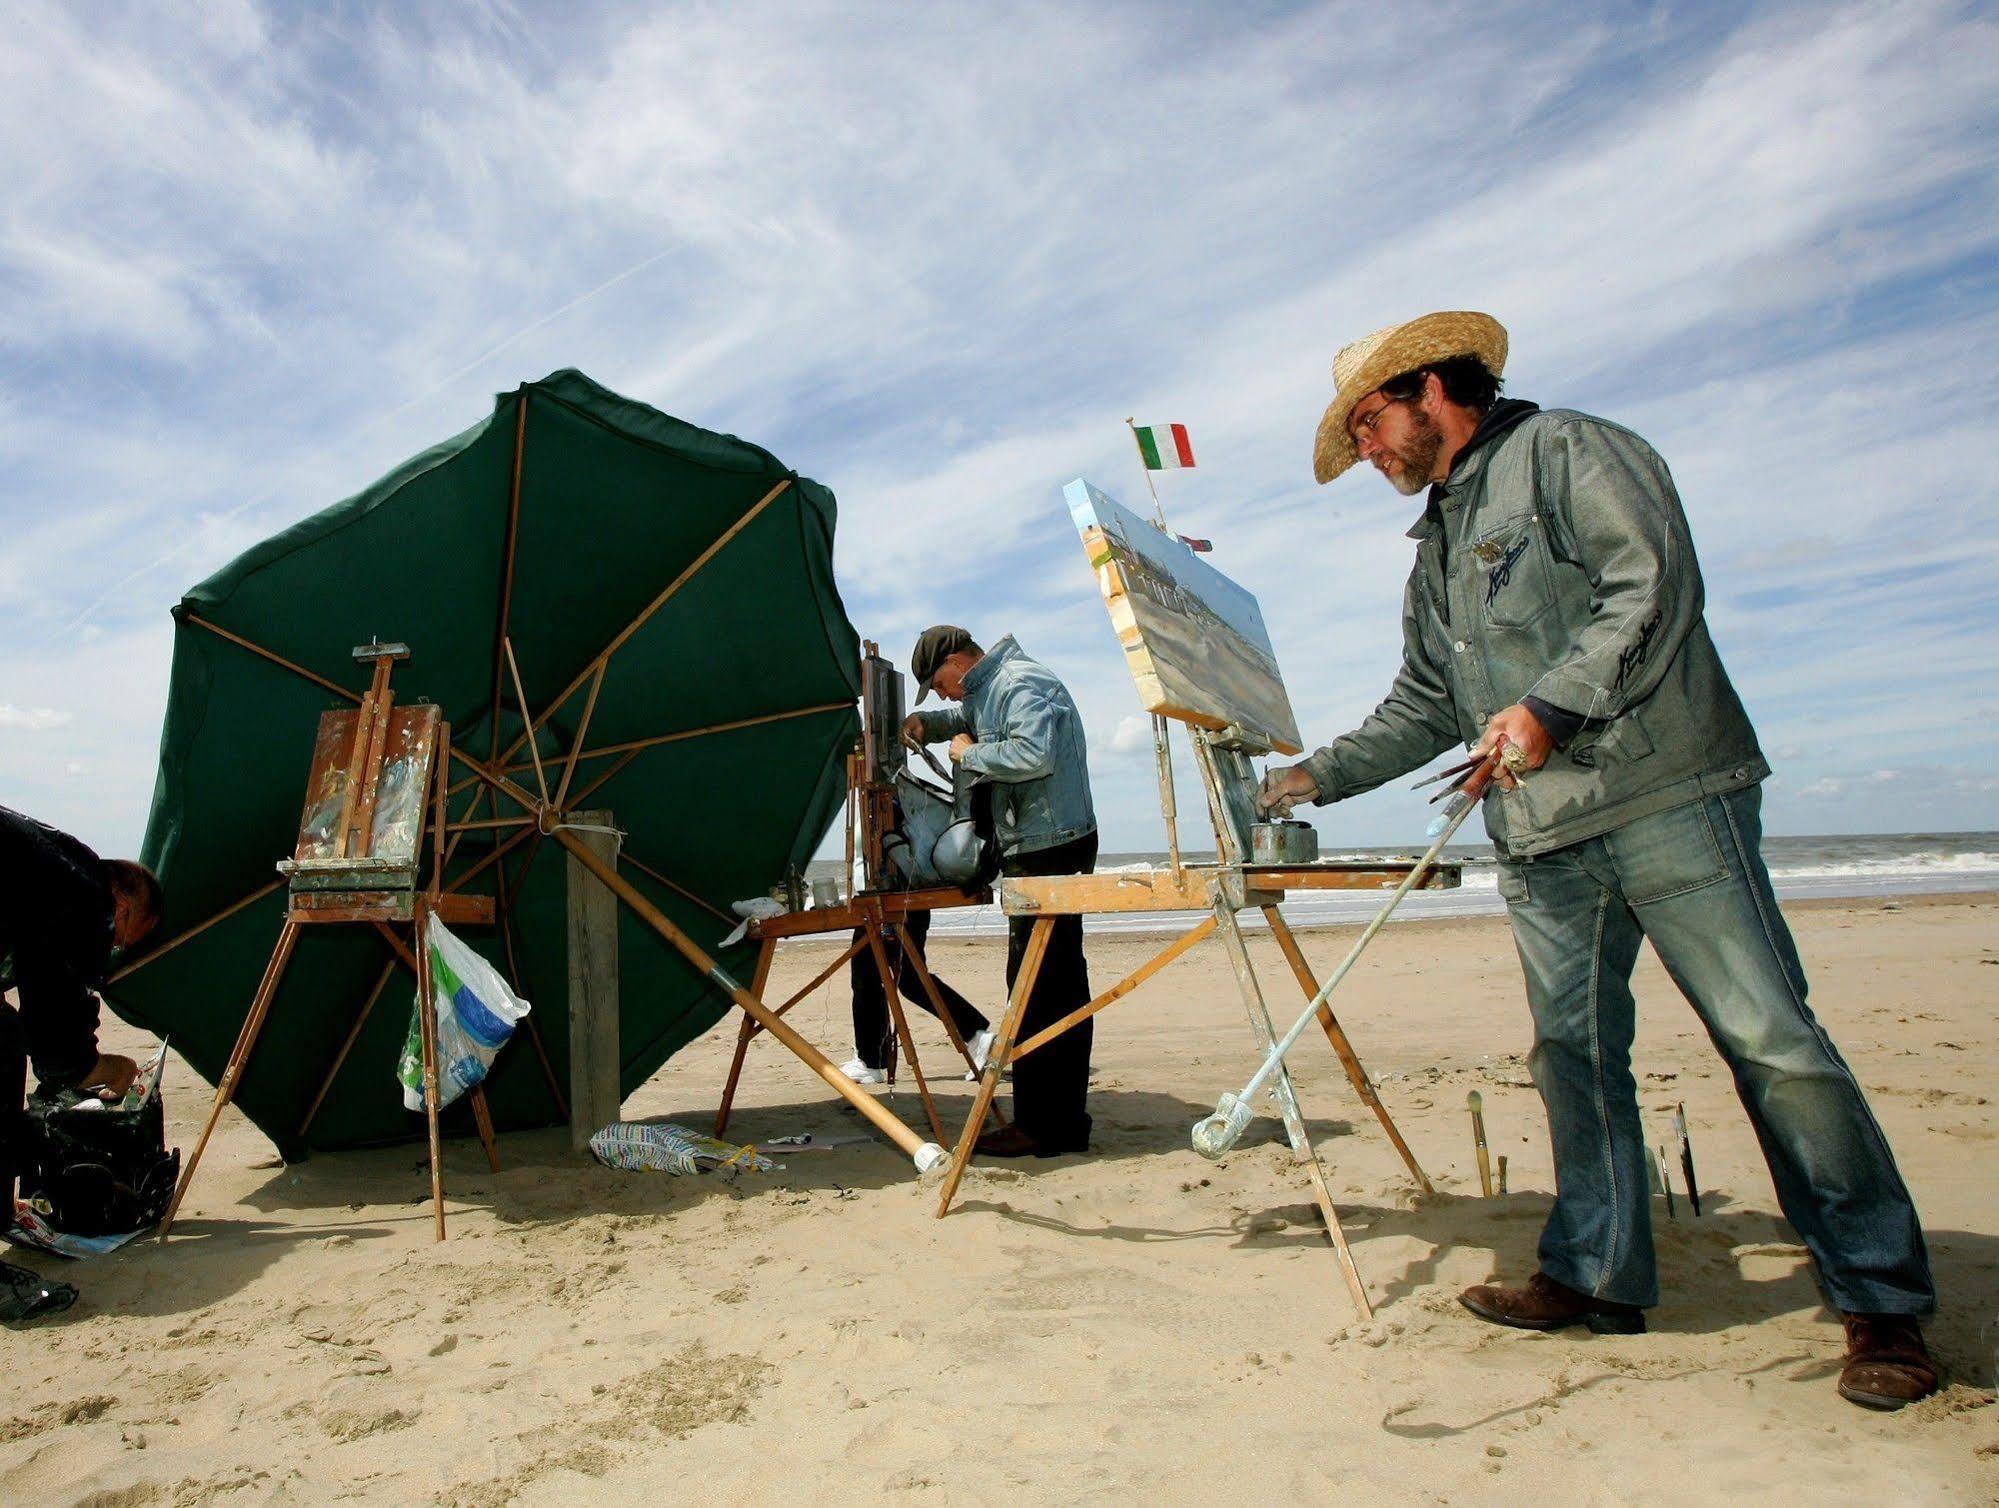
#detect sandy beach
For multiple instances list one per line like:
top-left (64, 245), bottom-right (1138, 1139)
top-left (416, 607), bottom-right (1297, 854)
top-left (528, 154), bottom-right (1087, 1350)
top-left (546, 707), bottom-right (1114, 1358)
top-left (3, 893), bottom-right (1995, 1503)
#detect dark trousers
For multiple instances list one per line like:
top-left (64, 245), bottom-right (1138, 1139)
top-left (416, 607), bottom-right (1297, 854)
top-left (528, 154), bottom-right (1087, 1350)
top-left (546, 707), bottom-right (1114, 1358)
top-left (2, 1003), bottom-right (24, 1215)
top-left (1004, 830), bottom-right (1097, 1150)
top-left (850, 910), bottom-right (990, 1071)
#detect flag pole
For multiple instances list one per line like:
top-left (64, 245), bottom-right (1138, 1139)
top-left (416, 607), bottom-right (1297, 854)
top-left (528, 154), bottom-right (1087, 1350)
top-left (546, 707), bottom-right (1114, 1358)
top-left (1124, 417), bottom-right (1184, 881)
top-left (1125, 416), bottom-right (1170, 531)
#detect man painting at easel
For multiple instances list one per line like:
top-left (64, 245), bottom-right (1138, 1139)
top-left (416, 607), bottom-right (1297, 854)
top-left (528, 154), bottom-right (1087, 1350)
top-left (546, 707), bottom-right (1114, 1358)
top-left (904, 625), bottom-right (1098, 1158)
top-left (1, 805), bottom-right (162, 1324)
top-left (1256, 310), bottom-right (1936, 1410)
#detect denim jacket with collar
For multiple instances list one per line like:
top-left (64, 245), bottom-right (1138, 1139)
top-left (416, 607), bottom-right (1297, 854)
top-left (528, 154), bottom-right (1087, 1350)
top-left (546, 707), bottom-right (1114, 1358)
top-left (1299, 407), bottom-right (1767, 858)
top-left (915, 635), bottom-right (1096, 857)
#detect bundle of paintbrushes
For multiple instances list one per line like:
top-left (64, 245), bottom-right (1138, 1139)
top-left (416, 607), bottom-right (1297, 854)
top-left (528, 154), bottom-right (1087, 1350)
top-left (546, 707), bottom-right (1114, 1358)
top-left (1415, 747), bottom-right (1508, 837)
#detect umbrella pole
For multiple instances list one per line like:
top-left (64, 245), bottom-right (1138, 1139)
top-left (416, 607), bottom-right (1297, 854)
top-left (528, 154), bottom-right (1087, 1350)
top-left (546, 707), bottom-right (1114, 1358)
top-left (550, 826), bottom-right (945, 1172)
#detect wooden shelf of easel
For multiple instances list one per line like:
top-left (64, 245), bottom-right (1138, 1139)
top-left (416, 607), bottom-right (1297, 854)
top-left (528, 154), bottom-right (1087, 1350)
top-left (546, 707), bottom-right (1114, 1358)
top-left (1000, 860), bottom-right (1458, 917)
top-left (745, 883), bottom-right (991, 941)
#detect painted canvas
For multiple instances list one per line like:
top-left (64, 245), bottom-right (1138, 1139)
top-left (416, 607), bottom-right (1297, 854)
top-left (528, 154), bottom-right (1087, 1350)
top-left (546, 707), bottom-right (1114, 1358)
top-left (1064, 477), bottom-right (1302, 754)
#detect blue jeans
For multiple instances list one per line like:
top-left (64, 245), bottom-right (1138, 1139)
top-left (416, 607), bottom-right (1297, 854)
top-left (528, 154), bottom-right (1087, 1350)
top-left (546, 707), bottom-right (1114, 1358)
top-left (1496, 785), bottom-right (1932, 1315)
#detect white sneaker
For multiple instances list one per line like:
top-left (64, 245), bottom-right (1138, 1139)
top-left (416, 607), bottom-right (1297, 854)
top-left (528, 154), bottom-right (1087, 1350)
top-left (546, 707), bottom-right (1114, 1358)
top-left (963, 1028), bottom-right (1012, 1081)
top-left (838, 1057), bottom-right (888, 1085)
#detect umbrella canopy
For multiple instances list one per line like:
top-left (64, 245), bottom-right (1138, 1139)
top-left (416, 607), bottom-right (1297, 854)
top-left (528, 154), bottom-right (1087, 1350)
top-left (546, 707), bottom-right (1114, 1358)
top-left (109, 370), bottom-right (860, 1157)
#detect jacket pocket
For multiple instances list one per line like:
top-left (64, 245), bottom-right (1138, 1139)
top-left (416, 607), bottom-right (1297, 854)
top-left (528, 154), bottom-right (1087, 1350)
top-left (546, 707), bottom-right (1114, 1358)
top-left (1474, 513), bottom-right (1556, 629)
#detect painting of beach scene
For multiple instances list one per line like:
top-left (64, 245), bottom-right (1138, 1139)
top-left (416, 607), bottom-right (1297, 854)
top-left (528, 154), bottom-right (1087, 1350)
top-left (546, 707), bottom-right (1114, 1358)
top-left (1064, 477), bottom-right (1302, 754)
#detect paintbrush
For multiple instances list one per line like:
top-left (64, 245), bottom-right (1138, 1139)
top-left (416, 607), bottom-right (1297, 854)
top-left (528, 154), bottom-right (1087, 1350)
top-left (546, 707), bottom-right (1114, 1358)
top-left (1496, 1154), bottom-right (1508, 1195)
top-left (1674, 1104), bottom-right (1701, 1217)
top-left (1468, 1090), bottom-right (1493, 1197)
top-left (1411, 755), bottom-right (1484, 792)
top-left (1655, 1145), bottom-right (1677, 1219)
top-left (1426, 749), bottom-right (1503, 838)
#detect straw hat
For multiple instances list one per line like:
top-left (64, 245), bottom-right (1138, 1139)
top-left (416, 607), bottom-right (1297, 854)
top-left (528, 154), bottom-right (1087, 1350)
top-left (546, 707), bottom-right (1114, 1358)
top-left (1312, 311), bottom-right (1508, 483)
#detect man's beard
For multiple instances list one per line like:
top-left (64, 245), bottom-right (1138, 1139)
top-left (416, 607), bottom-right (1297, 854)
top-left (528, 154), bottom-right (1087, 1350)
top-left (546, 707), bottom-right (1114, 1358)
top-left (1380, 407), bottom-right (1445, 496)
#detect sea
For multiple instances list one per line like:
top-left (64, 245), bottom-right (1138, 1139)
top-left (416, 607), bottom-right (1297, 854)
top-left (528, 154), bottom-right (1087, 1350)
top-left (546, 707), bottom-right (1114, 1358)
top-left (805, 832), bottom-right (1999, 938)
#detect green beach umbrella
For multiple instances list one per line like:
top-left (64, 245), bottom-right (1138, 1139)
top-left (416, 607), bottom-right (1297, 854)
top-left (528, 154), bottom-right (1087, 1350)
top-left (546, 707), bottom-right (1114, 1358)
top-left (107, 370), bottom-right (860, 1158)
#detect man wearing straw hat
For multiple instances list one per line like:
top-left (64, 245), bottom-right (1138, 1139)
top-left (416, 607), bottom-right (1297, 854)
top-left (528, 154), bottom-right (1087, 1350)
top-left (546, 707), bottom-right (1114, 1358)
top-left (1255, 312), bottom-right (1937, 1410)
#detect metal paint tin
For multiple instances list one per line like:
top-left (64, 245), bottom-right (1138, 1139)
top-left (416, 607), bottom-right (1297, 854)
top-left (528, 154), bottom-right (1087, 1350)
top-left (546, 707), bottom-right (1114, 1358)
top-left (1250, 820), bottom-right (1319, 865)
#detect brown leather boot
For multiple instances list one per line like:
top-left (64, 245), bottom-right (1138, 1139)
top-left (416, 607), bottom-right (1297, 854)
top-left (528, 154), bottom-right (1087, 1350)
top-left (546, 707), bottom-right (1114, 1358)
top-left (1838, 1313), bottom-right (1938, 1410)
top-left (1459, 1272), bottom-right (1646, 1335)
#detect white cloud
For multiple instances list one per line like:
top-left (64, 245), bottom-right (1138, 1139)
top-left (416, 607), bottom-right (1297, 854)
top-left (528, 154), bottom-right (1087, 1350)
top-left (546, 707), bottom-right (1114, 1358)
top-left (0, 704), bottom-right (72, 732)
top-left (1, 0), bottom-right (1996, 852)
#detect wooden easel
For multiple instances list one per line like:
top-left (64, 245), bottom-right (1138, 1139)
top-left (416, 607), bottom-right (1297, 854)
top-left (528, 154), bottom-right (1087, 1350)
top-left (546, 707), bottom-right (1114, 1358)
top-left (714, 883), bottom-right (994, 1145)
top-left (714, 642), bottom-right (1001, 1144)
top-left (931, 739), bottom-right (1451, 1319)
top-left (159, 642), bottom-right (500, 1242)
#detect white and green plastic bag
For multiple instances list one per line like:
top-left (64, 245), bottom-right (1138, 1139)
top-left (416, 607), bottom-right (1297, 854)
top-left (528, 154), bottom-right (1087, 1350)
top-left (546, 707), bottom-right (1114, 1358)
top-left (397, 920), bottom-right (530, 1112)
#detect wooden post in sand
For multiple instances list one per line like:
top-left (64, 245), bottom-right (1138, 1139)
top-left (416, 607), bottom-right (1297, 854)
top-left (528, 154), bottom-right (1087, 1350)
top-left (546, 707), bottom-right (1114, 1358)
top-left (566, 811), bottom-right (622, 1151)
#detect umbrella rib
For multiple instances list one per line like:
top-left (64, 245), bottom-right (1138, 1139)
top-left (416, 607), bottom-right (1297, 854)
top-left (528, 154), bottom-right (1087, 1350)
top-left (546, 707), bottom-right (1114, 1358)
top-left (106, 875), bottom-right (285, 984)
top-left (498, 475), bottom-right (793, 768)
top-left (504, 699), bottom-right (853, 776)
top-left (618, 848), bottom-right (733, 926)
top-left (183, 614), bottom-right (363, 704)
top-left (439, 741), bottom-right (636, 894)
top-left (503, 636), bottom-right (551, 806)
top-left (451, 732), bottom-right (735, 924)
top-left (550, 660), bottom-right (607, 811)
top-left (487, 393), bottom-right (529, 764)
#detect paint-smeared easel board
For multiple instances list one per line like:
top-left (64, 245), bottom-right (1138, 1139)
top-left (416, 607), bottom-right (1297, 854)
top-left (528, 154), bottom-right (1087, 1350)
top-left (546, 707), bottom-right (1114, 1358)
top-left (1063, 477), bottom-right (1302, 754)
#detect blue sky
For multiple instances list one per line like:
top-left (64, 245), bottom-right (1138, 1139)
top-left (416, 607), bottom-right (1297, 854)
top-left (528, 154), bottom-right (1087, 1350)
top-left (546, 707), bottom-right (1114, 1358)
top-left (3, 0), bottom-right (1997, 857)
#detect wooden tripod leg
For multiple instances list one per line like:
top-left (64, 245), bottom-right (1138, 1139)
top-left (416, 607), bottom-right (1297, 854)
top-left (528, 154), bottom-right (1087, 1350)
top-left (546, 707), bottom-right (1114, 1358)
top-left (1292, 1124), bottom-right (1374, 1320)
top-left (894, 921), bottom-right (1006, 1132)
top-left (714, 940), bottom-right (775, 1136)
top-left (891, 922), bottom-right (972, 1068)
top-left (468, 1086), bottom-right (501, 1174)
top-left (935, 917), bottom-right (1051, 1218)
top-left (414, 910), bottom-right (447, 1241)
top-left (161, 918), bottom-right (302, 1237)
top-left (1212, 903), bottom-right (1312, 1155)
top-left (1263, 905), bottom-right (1432, 1196)
top-left (865, 919), bottom-right (944, 1143)
top-left (299, 954), bottom-right (397, 1139)
top-left (493, 834), bottom-right (569, 1120)
top-left (1213, 904), bottom-right (1371, 1317)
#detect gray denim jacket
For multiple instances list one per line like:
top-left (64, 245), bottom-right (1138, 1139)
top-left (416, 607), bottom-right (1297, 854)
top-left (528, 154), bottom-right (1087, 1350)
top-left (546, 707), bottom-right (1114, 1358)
top-left (915, 635), bottom-right (1097, 857)
top-left (1301, 408), bottom-right (1767, 857)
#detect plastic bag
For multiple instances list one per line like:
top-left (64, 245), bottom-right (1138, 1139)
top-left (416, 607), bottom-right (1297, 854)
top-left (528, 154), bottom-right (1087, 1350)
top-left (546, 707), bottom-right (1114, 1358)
top-left (587, 1121), bottom-right (780, 1175)
top-left (398, 919), bottom-right (530, 1112)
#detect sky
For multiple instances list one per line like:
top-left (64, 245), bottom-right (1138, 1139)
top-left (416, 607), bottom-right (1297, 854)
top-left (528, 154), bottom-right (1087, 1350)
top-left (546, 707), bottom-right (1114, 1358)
top-left (3, 0), bottom-right (1997, 859)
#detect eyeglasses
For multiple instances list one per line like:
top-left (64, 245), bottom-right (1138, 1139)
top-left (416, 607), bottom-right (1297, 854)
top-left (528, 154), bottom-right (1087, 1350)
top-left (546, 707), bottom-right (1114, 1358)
top-left (1348, 393), bottom-right (1409, 446)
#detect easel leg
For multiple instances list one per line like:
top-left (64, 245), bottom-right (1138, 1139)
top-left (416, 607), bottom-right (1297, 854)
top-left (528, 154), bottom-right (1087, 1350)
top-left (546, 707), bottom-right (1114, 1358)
top-left (493, 837), bottom-right (570, 1120)
top-left (936, 916), bottom-right (1051, 1217)
top-left (895, 922), bottom-right (1006, 1131)
top-left (714, 939), bottom-right (776, 1136)
top-left (1212, 903), bottom-right (1372, 1317)
top-left (415, 910), bottom-right (447, 1241)
top-left (891, 923), bottom-right (973, 1069)
top-left (865, 918), bottom-right (945, 1143)
top-left (468, 1086), bottom-right (501, 1174)
top-left (161, 918), bottom-right (302, 1237)
top-left (299, 954), bottom-right (398, 1139)
top-left (1263, 905), bottom-right (1432, 1197)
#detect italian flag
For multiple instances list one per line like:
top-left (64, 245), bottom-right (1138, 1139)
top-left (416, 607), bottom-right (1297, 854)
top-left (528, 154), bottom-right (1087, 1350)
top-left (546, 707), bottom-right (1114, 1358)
top-left (1133, 423), bottom-right (1195, 470)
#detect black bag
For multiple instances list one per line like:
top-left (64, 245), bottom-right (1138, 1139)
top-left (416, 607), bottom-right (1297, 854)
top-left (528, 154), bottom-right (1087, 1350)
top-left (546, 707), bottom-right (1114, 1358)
top-left (19, 1090), bottom-right (180, 1237)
